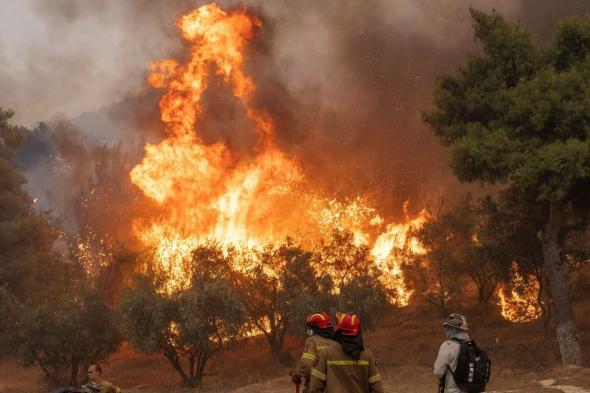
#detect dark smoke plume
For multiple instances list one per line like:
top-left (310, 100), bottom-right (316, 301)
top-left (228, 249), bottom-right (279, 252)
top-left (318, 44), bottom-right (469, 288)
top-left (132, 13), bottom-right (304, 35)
top-left (9, 0), bottom-right (590, 225)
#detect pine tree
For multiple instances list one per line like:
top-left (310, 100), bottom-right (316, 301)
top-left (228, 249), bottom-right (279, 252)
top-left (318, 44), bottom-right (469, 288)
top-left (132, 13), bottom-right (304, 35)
top-left (0, 108), bottom-right (61, 301)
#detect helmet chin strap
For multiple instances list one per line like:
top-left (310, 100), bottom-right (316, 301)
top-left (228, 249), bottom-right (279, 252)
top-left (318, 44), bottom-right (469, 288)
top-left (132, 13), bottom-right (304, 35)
top-left (306, 328), bottom-right (314, 337)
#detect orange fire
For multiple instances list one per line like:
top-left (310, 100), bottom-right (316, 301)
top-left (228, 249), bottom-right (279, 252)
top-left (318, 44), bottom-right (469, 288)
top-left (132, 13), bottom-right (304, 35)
top-left (371, 204), bottom-right (428, 305)
top-left (497, 262), bottom-right (542, 323)
top-left (130, 3), bottom-right (424, 299)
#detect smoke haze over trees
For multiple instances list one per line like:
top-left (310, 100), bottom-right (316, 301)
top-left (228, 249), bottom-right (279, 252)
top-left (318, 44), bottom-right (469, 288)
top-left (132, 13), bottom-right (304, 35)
top-left (3, 0), bottom-right (589, 225)
top-left (2, 2), bottom-right (590, 389)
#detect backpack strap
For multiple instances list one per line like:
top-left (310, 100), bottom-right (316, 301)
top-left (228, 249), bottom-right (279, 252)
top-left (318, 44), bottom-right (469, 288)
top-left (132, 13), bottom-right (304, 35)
top-left (446, 338), bottom-right (470, 379)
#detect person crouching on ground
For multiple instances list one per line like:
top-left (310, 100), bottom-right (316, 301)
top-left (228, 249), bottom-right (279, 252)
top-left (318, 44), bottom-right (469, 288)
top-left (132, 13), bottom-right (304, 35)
top-left (309, 313), bottom-right (384, 393)
top-left (434, 313), bottom-right (470, 393)
top-left (81, 364), bottom-right (121, 393)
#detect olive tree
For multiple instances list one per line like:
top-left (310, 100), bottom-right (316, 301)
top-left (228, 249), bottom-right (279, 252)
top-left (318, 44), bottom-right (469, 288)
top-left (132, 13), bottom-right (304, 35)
top-left (120, 245), bottom-right (246, 387)
top-left (13, 289), bottom-right (120, 386)
top-left (314, 230), bottom-right (388, 331)
top-left (237, 240), bottom-right (332, 358)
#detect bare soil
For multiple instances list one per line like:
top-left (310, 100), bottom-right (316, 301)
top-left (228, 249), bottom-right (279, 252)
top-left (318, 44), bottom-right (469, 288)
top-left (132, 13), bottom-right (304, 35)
top-left (3, 301), bottom-right (590, 393)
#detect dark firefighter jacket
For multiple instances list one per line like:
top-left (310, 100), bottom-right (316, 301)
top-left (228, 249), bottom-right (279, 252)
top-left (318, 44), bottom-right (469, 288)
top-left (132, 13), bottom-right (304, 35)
top-left (295, 334), bottom-right (335, 392)
top-left (309, 341), bottom-right (384, 393)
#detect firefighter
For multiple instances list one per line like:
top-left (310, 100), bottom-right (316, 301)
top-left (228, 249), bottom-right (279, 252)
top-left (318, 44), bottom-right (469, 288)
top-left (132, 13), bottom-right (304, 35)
top-left (309, 314), bottom-right (384, 393)
top-left (292, 312), bottom-right (336, 393)
top-left (81, 364), bottom-right (121, 393)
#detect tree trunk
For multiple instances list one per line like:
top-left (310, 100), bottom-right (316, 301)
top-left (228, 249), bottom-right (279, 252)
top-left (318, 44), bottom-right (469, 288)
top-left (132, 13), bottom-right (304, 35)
top-left (540, 201), bottom-right (583, 366)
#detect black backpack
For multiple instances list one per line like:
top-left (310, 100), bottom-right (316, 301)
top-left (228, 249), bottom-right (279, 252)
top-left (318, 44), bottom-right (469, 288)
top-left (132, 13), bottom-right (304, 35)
top-left (450, 339), bottom-right (491, 393)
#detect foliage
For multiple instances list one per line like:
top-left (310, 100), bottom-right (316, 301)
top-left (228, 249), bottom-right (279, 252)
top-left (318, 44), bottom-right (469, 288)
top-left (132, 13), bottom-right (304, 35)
top-left (120, 244), bottom-right (246, 387)
top-left (424, 10), bottom-right (590, 202)
top-left (13, 288), bottom-right (120, 387)
top-left (237, 240), bottom-right (332, 358)
top-left (0, 286), bottom-right (18, 351)
top-left (409, 203), bottom-right (463, 315)
top-left (0, 108), bottom-right (63, 302)
top-left (313, 230), bottom-right (388, 331)
top-left (423, 9), bottom-right (590, 365)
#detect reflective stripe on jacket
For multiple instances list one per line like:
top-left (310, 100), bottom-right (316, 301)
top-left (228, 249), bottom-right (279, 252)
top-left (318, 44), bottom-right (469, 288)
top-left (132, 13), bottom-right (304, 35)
top-left (295, 335), bottom-right (335, 392)
top-left (309, 341), bottom-right (384, 393)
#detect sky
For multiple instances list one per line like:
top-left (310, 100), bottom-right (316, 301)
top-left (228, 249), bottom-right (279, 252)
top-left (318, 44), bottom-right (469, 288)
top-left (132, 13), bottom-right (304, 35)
top-left (2, 0), bottom-right (590, 220)
top-left (2, 0), bottom-right (587, 125)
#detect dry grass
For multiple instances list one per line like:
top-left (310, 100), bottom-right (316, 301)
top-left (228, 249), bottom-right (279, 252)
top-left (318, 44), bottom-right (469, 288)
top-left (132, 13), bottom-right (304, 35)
top-left (3, 296), bottom-right (590, 393)
top-left (0, 357), bottom-right (48, 393)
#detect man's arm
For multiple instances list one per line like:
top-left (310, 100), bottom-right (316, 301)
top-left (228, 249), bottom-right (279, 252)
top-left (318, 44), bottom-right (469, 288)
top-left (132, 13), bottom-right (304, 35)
top-left (433, 341), bottom-right (452, 380)
top-left (295, 337), bottom-right (318, 379)
top-left (308, 351), bottom-right (328, 393)
top-left (368, 351), bottom-right (384, 393)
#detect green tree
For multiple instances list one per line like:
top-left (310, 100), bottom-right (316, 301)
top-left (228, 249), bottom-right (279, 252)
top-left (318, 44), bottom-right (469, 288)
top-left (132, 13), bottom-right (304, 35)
top-left (477, 190), bottom-right (550, 321)
top-left (0, 109), bottom-right (62, 302)
top-left (12, 288), bottom-right (120, 386)
top-left (120, 245), bottom-right (246, 387)
top-left (314, 230), bottom-right (388, 331)
top-left (424, 10), bottom-right (590, 364)
top-left (410, 204), bottom-right (463, 316)
top-left (237, 240), bottom-right (331, 359)
top-left (446, 196), bottom-right (506, 305)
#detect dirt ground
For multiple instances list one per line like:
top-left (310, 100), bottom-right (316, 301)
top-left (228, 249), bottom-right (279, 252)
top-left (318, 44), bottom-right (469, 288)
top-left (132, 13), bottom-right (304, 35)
top-left (228, 366), bottom-right (590, 393)
top-left (3, 303), bottom-right (590, 393)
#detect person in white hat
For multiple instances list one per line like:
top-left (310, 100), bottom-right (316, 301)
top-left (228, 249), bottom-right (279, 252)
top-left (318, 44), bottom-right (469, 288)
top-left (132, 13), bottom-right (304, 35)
top-left (434, 313), bottom-right (471, 393)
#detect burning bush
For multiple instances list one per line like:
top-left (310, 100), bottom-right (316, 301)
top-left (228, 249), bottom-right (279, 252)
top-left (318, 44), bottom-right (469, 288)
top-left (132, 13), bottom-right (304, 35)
top-left (313, 230), bottom-right (389, 330)
top-left (236, 240), bottom-right (330, 358)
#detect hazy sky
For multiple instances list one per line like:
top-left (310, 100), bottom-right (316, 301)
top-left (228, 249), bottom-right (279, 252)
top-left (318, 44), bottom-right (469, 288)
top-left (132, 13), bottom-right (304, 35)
top-left (0, 1), bottom-right (176, 125)
top-left (3, 0), bottom-right (589, 221)
top-left (3, 0), bottom-right (585, 126)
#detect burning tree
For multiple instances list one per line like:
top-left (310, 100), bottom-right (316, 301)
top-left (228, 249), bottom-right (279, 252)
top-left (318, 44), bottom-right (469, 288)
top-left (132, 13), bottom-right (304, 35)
top-left (409, 204), bottom-right (462, 316)
top-left (236, 240), bottom-right (331, 359)
top-left (126, 2), bottom-right (427, 309)
top-left (424, 9), bottom-right (590, 365)
top-left (477, 190), bottom-right (550, 323)
top-left (498, 261), bottom-right (543, 323)
top-left (314, 230), bottom-right (388, 329)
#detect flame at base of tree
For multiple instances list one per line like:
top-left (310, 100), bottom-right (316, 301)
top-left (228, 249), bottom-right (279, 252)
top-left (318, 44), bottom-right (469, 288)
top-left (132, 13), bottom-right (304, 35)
top-left (497, 262), bottom-right (542, 323)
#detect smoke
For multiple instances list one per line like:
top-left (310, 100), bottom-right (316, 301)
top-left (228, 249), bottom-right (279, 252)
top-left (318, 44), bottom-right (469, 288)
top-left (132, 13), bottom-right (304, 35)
top-left (5, 0), bottom-right (590, 224)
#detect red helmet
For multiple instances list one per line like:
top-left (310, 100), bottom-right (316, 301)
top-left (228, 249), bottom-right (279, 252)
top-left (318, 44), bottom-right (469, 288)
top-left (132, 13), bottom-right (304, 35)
top-left (306, 312), bottom-right (332, 329)
top-left (336, 314), bottom-right (361, 336)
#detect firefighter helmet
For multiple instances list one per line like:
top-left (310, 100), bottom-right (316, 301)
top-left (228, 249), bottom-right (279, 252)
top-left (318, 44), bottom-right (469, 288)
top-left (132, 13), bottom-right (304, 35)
top-left (306, 312), bottom-right (332, 329)
top-left (335, 313), bottom-right (361, 336)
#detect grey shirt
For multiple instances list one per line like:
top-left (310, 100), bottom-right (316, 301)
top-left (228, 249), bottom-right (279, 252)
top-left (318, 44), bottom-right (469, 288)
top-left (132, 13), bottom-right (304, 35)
top-left (433, 331), bottom-right (470, 393)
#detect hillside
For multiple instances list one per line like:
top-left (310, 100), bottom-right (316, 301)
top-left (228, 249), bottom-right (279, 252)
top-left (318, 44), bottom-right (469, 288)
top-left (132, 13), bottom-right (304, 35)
top-left (3, 300), bottom-right (590, 393)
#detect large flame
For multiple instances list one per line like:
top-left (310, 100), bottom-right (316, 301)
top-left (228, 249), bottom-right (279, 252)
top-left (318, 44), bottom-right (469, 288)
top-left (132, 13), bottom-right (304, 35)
top-left (497, 262), bottom-right (542, 323)
top-left (130, 3), bottom-right (424, 299)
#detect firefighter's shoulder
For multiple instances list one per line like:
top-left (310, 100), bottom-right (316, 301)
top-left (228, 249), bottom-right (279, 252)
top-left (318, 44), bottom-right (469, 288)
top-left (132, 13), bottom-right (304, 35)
top-left (311, 335), bottom-right (335, 352)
